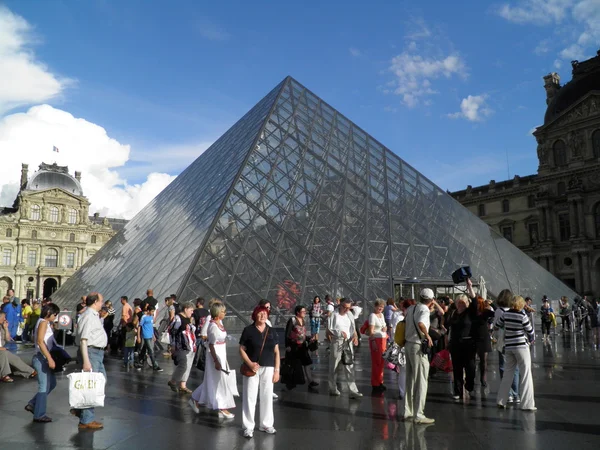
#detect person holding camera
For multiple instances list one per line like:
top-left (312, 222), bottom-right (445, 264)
top-left (402, 288), bottom-right (435, 424)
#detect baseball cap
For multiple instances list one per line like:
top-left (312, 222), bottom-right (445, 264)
top-left (419, 288), bottom-right (435, 300)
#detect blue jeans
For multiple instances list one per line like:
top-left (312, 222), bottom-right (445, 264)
top-left (77, 347), bottom-right (106, 424)
top-left (139, 338), bottom-right (158, 368)
top-left (29, 353), bottom-right (56, 419)
top-left (498, 350), bottom-right (519, 397)
top-left (310, 318), bottom-right (321, 336)
top-left (123, 347), bottom-right (134, 366)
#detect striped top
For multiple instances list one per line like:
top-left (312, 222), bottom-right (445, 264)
top-left (495, 309), bottom-right (534, 349)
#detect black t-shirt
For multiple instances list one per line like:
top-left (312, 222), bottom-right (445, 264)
top-left (141, 296), bottom-right (158, 311)
top-left (193, 308), bottom-right (209, 330)
top-left (76, 303), bottom-right (86, 314)
top-left (239, 324), bottom-right (279, 367)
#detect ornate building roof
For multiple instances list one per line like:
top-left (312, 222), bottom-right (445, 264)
top-left (26, 162), bottom-right (84, 196)
top-left (544, 49), bottom-right (600, 125)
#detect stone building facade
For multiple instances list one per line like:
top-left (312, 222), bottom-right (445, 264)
top-left (0, 163), bottom-right (126, 299)
top-left (452, 50), bottom-right (600, 298)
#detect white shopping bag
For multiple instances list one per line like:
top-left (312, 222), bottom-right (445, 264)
top-left (67, 371), bottom-right (106, 409)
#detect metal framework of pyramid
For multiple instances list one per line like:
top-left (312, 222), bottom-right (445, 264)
top-left (53, 76), bottom-right (577, 320)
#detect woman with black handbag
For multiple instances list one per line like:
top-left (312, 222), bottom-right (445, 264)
top-left (239, 306), bottom-right (280, 438)
top-left (283, 305), bottom-right (319, 390)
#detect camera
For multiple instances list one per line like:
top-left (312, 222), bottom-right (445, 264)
top-left (451, 266), bottom-right (472, 284)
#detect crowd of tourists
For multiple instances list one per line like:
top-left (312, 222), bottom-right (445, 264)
top-left (2, 284), bottom-right (600, 436)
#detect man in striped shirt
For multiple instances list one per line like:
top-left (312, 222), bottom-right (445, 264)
top-left (494, 295), bottom-right (537, 411)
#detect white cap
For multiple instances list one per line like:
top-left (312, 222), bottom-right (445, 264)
top-left (420, 288), bottom-right (435, 300)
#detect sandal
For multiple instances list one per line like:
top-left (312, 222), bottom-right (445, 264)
top-left (1, 376), bottom-right (14, 383)
top-left (29, 371), bottom-right (38, 379)
top-left (178, 386), bottom-right (192, 394)
top-left (33, 416), bottom-right (52, 423)
top-left (25, 404), bottom-right (34, 414)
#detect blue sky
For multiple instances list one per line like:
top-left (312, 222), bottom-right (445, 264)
top-left (1, 0), bottom-right (599, 217)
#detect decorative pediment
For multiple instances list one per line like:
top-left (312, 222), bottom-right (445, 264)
top-left (497, 218), bottom-right (516, 227)
top-left (549, 93), bottom-right (600, 130)
top-left (23, 188), bottom-right (84, 202)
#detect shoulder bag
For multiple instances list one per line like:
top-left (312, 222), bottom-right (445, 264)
top-left (412, 306), bottom-right (430, 355)
top-left (241, 327), bottom-right (268, 377)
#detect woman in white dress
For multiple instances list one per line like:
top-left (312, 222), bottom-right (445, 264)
top-left (189, 302), bottom-right (236, 419)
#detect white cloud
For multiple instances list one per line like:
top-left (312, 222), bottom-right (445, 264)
top-left (496, 0), bottom-right (573, 25)
top-left (0, 105), bottom-right (178, 219)
top-left (388, 52), bottom-right (468, 107)
top-left (0, 6), bottom-right (203, 220)
top-left (0, 6), bottom-right (69, 114)
top-left (496, 1), bottom-right (600, 66)
top-left (448, 95), bottom-right (493, 122)
top-left (349, 47), bottom-right (362, 57)
top-left (534, 39), bottom-right (551, 55)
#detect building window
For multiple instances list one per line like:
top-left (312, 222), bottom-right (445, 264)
top-left (502, 199), bottom-right (510, 213)
top-left (66, 252), bottom-right (75, 269)
top-left (502, 226), bottom-right (513, 242)
top-left (5, 228), bottom-right (12, 238)
top-left (528, 223), bottom-right (539, 245)
top-left (31, 205), bottom-right (41, 221)
top-left (527, 195), bottom-right (535, 208)
top-left (69, 209), bottom-right (77, 224)
top-left (45, 248), bottom-right (58, 268)
top-left (31, 230), bottom-right (37, 239)
top-left (553, 140), bottom-right (567, 167)
top-left (557, 181), bottom-right (566, 196)
top-left (28, 249), bottom-right (37, 267)
top-left (478, 204), bottom-right (485, 217)
top-left (69, 233), bottom-right (75, 242)
top-left (2, 249), bottom-right (11, 266)
top-left (558, 213), bottom-right (571, 241)
top-left (49, 206), bottom-right (59, 223)
top-left (593, 130), bottom-right (600, 158)
top-left (91, 235), bottom-right (97, 244)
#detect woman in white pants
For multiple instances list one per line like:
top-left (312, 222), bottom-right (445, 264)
top-left (495, 295), bottom-right (536, 411)
top-left (239, 306), bottom-right (280, 439)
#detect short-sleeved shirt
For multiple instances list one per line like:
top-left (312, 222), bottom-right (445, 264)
top-left (405, 303), bottom-right (431, 344)
top-left (121, 302), bottom-right (133, 324)
top-left (140, 315), bottom-right (154, 339)
top-left (239, 324), bottom-right (279, 367)
top-left (193, 308), bottom-right (210, 330)
top-left (76, 308), bottom-right (108, 348)
top-left (369, 313), bottom-right (387, 338)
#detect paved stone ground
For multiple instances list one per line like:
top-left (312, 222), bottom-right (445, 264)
top-left (1, 329), bottom-right (600, 449)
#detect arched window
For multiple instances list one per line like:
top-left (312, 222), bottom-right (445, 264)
top-left (595, 203), bottom-right (600, 238)
top-left (31, 230), bottom-right (37, 239)
top-left (502, 199), bottom-right (510, 213)
top-left (68, 209), bottom-right (78, 224)
top-left (5, 228), bottom-right (12, 238)
top-left (593, 130), bottom-right (600, 159)
top-left (91, 235), bottom-right (97, 244)
top-left (31, 205), bottom-right (41, 221)
top-left (69, 233), bottom-right (75, 242)
top-left (557, 181), bottom-right (566, 196)
top-left (49, 206), bottom-right (59, 223)
top-left (553, 140), bottom-right (567, 167)
top-left (44, 248), bottom-right (58, 267)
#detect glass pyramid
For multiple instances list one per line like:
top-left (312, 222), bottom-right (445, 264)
top-left (53, 76), bottom-right (577, 319)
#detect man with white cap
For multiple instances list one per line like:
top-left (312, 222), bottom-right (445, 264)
top-left (403, 288), bottom-right (435, 424)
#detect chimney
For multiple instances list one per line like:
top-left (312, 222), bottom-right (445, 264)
top-left (20, 163), bottom-right (29, 190)
top-left (543, 72), bottom-right (561, 105)
top-left (74, 171), bottom-right (81, 182)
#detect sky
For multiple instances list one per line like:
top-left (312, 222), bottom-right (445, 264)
top-left (0, 0), bottom-right (599, 219)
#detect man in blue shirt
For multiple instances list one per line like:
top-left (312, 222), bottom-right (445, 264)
top-left (136, 307), bottom-right (163, 371)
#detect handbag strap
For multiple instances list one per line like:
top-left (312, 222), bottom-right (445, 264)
top-left (411, 306), bottom-right (423, 340)
top-left (257, 327), bottom-right (269, 361)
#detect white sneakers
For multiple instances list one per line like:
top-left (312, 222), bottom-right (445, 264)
top-left (243, 429), bottom-right (253, 438)
top-left (414, 417), bottom-right (435, 424)
top-left (259, 426), bottom-right (277, 434)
